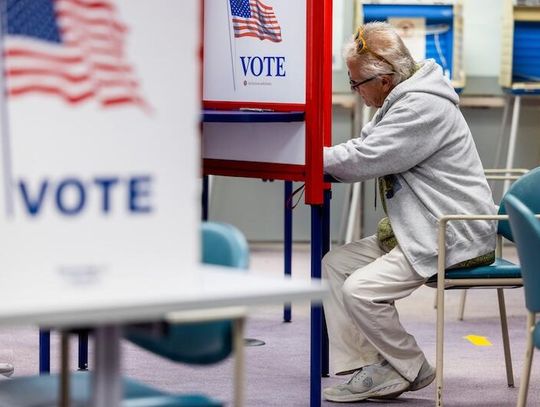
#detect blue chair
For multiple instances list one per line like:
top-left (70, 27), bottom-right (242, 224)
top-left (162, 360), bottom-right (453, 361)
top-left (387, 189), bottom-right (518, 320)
top-left (504, 194), bottom-right (540, 407)
top-left (126, 221), bottom-right (249, 405)
top-left (0, 222), bottom-right (249, 407)
top-left (0, 372), bottom-right (221, 406)
top-left (427, 166), bottom-right (540, 406)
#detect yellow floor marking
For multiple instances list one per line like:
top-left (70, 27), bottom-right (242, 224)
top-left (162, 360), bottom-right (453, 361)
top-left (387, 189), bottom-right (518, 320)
top-left (464, 335), bottom-right (493, 346)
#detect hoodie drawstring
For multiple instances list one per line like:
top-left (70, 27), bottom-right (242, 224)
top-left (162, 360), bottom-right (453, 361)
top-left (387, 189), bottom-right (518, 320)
top-left (374, 178), bottom-right (378, 210)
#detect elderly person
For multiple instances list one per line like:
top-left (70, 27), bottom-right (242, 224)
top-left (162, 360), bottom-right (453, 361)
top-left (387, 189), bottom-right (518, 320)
top-left (322, 22), bottom-right (496, 402)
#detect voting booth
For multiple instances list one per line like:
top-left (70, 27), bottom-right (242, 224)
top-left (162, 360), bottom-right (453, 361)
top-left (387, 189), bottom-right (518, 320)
top-left (202, 0), bottom-right (332, 205)
top-left (500, 0), bottom-right (540, 93)
top-left (0, 0), bottom-right (201, 371)
top-left (357, 0), bottom-right (465, 91)
top-left (202, 2), bottom-right (333, 404)
top-left (0, 0), bottom-right (200, 280)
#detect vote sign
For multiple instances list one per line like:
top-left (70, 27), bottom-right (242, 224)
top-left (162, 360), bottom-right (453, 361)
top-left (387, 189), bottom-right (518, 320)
top-left (0, 0), bottom-right (199, 286)
top-left (203, 0), bottom-right (306, 105)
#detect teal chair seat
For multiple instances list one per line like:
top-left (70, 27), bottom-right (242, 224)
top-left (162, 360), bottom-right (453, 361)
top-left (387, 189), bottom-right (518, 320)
top-left (127, 321), bottom-right (233, 365)
top-left (535, 323), bottom-right (540, 349)
top-left (0, 372), bottom-right (221, 407)
top-left (426, 258), bottom-right (521, 287)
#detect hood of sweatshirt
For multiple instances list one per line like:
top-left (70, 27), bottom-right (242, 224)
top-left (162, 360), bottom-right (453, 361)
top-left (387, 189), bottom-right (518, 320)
top-left (381, 59), bottom-right (459, 115)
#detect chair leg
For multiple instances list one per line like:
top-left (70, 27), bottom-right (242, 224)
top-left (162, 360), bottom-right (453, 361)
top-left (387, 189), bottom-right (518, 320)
top-left (233, 318), bottom-right (246, 407)
top-left (78, 331), bottom-right (89, 371)
top-left (458, 290), bottom-right (467, 321)
top-left (517, 312), bottom-right (536, 407)
top-left (60, 331), bottom-right (70, 407)
top-left (435, 284), bottom-right (445, 406)
top-left (497, 288), bottom-right (514, 387)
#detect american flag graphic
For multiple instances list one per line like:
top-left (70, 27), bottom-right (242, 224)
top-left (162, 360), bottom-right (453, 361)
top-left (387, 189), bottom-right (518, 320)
top-left (3, 0), bottom-right (147, 108)
top-left (229, 0), bottom-right (282, 43)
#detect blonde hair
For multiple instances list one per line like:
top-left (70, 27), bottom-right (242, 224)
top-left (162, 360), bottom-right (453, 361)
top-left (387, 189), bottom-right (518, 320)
top-left (343, 22), bottom-right (416, 85)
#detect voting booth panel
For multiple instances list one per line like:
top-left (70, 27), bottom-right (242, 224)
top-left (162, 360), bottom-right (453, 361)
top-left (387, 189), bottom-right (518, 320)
top-left (0, 0), bottom-right (200, 289)
top-left (357, 0), bottom-right (465, 91)
top-left (203, 0), bottom-right (306, 107)
top-left (202, 0), bottom-right (332, 205)
top-left (500, 0), bottom-right (540, 93)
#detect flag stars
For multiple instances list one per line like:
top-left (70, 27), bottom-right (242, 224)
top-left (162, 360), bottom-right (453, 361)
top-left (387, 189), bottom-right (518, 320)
top-left (6, 0), bottom-right (62, 43)
top-left (230, 0), bottom-right (251, 18)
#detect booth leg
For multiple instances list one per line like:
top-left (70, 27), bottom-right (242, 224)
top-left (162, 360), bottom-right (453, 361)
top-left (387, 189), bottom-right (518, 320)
top-left (310, 204), bottom-right (323, 406)
top-left (493, 95), bottom-right (512, 169)
top-left (284, 181), bottom-right (293, 322)
top-left (345, 183), bottom-right (361, 244)
top-left (503, 95), bottom-right (521, 193)
top-left (202, 175), bottom-right (209, 221)
top-left (321, 189), bottom-right (331, 377)
top-left (39, 330), bottom-right (50, 374)
top-left (78, 331), bottom-right (89, 371)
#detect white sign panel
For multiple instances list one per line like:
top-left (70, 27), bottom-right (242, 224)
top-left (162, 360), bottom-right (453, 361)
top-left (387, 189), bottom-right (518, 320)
top-left (332, 0), bottom-right (345, 71)
top-left (203, 122), bottom-right (306, 164)
top-left (203, 0), bottom-right (306, 105)
top-left (388, 17), bottom-right (426, 61)
top-left (0, 0), bottom-right (200, 288)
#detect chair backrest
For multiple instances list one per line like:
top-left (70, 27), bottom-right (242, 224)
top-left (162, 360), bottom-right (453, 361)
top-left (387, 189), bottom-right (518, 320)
top-left (126, 222), bottom-right (249, 365)
top-left (201, 222), bottom-right (249, 269)
top-left (505, 194), bottom-right (540, 313)
top-left (497, 166), bottom-right (540, 241)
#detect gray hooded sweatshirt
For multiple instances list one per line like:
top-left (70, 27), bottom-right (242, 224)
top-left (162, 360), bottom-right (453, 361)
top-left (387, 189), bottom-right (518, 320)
top-left (324, 60), bottom-right (497, 278)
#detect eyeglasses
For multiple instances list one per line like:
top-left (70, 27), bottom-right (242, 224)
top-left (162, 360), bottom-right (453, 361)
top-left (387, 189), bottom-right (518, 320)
top-left (349, 72), bottom-right (394, 91)
top-left (354, 28), bottom-right (395, 70)
top-left (349, 75), bottom-right (378, 91)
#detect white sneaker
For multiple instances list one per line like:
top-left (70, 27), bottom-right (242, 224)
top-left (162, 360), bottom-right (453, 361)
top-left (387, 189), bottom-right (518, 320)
top-left (408, 359), bottom-right (435, 391)
top-left (0, 363), bottom-right (13, 378)
top-left (323, 360), bottom-right (410, 402)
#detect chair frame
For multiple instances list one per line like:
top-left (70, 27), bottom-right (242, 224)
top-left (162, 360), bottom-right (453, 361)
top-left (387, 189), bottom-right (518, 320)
top-left (436, 212), bottom-right (540, 406)
top-left (456, 169), bottom-right (530, 321)
top-left (431, 170), bottom-right (527, 318)
top-left (484, 168), bottom-right (529, 180)
top-left (435, 213), bottom-right (539, 407)
top-left (517, 311), bottom-right (537, 407)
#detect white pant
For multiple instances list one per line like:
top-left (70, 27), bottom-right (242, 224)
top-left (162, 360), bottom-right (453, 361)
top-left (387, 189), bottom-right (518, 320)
top-left (322, 235), bottom-right (427, 381)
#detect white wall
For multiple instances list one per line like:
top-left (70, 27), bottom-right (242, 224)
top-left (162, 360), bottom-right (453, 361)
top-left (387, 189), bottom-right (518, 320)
top-left (463, 0), bottom-right (504, 76)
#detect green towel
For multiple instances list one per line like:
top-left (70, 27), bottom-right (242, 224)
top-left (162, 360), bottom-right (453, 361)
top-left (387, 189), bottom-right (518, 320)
top-left (376, 216), bottom-right (398, 253)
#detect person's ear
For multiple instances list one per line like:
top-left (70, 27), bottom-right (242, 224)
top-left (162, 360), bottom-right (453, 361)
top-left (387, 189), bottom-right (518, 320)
top-left (381, 75), bottom-right (393, 90)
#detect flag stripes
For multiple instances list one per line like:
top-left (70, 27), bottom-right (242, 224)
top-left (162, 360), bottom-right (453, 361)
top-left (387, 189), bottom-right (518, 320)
top-left (4, 0), bottom-right (146, 108)
top-left (229, 0), bottom-right (282, 43)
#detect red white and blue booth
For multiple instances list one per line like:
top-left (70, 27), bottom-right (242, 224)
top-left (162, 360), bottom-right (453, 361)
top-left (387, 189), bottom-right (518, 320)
top-left (202, 1), bottom-right (333, 405)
